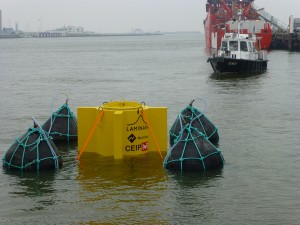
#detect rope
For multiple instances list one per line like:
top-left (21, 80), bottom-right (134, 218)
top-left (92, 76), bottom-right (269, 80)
top-left (169, 104), bottom-right (218, 143)
top-left (189, 98), bottom-right (207, 113)
top-left (48, 93), bottom-right (70, 134)
top-left (77, 108), bottom-right (104, 160)
top-left (46, 103), bottom-right (77, 139)
top-left (141, 109), bottom-right (163, 159)
top-left (32, 117), bottom-right (59, 169)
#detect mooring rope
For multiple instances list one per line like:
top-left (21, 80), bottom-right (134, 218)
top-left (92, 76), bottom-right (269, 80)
top-left (77, 108), bottom-right (104, 160)
top-left (141, 109), bottom-right (163, 160)
top-left (32, 117), bottom-right (59, 169)
top-left (48, 93), bottom-right (70, 133)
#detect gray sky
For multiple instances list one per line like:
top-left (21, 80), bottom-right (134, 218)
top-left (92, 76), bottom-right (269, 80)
top-left (1, 0), bottom-right (299, 33)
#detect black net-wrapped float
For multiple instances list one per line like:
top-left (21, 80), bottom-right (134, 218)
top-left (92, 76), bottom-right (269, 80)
top-left (169, 100), bottom-right (219, 147)
top-left (2, 119), bottom-right (62, 171)
top-left (164, 126), bottom-right (224, 172)
top-left (42, 99), bottom-right (77, 142)
top-left (166, 99), bottom-right (223, 172)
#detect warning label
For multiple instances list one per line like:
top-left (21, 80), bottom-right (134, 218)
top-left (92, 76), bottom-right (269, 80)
top-left (141, 142), bottom-right (149, 151)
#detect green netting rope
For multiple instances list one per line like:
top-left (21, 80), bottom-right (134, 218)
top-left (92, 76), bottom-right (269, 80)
top-left (165, 125), bottom-right (224, 171)
top-left (44, 93), bottom-right (77, 141)
top-left (47, 103), bottom-right (78, 140)
top-left (169, 104), bottom-right (218, 143)
top-left (164, 102), bottom-right (224, 171)
top-left (2, 123), bottom-right (61, 171)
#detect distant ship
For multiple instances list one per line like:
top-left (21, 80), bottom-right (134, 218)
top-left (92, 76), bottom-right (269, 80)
top-left (203, 0), bottom-right (272, 50)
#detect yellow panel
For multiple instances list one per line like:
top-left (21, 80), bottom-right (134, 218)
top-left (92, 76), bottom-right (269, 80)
top-left (113, 111), bottom-right (123, 159)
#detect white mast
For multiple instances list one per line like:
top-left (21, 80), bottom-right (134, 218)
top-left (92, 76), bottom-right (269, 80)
top-left (237, 11), bottom-right (242, 38)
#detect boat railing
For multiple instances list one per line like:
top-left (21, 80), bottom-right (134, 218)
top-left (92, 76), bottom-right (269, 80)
top-left (253, 4), bottom-right (288, 31)
top-left (258, 52), bottom-right (264, 60)
top-left (253, 51), bottom-right (266, 60)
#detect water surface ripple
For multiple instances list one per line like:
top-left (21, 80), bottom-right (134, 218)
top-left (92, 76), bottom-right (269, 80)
top-left (0, 34), bottom-right (299, 224)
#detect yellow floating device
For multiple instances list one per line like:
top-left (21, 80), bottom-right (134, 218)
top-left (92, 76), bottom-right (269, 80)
top-left (77, 101), bottom-right (167, 159)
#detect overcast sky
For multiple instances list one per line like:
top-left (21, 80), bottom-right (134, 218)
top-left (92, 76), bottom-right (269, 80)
top-left (1, 0), bottom-right (299, 33)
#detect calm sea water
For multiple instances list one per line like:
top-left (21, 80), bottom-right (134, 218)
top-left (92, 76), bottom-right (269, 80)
top-left (0, 33), bottom-right (299, 225)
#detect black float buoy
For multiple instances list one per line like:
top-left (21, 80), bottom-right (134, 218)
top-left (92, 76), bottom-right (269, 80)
top-left (42, 95), bottom-right (77, 142)
top-left (169, 99), bottom-right (219, 147)
top-left (2, 118), bottom-right (62, 171)
top-left (165, 98), bottom-right (224, 172)
top-left (164, 126), bottom-right (224, 172)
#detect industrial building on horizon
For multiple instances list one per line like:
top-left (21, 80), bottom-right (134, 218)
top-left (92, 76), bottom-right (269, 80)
top-left (0, 9), bottom-right (92, 38)
top-left (0, 9), bottom-right (2, 32)
top-left (0, 9), bottom-right (162, 39)
top-left (0, 9), bottom-right (23, 38)
top-left (0, 9), bottom-right (156, 38)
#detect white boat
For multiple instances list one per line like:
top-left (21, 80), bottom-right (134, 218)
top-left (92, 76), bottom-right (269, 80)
top-left (207, 13), bottom-right (268, 74)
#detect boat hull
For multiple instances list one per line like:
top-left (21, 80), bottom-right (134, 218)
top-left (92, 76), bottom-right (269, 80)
top-left (207, 57), bottom-right (268, 74)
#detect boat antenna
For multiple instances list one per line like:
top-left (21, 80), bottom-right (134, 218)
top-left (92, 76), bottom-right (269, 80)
top-left (237, 10), bottom-right (242, 37)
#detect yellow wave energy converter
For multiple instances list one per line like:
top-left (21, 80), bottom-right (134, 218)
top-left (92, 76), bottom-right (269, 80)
top-left (77, 101), bottom-right (167, 159)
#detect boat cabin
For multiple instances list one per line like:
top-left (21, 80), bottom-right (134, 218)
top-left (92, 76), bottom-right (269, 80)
top-left (218, 33), bottom-right (267, 61)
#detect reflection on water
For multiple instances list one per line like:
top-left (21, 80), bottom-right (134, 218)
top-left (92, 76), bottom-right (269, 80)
top-left (1, 141), bottom-right (78, 215)
top-left (77, 152), bottom-right (167, 194)
top-left (4, 170), bottom-right (57, 197)
top-left (2, 169), bottom-right (57, 213)
top-left (209, 70), bottom-right (268, 80)
top-left (164, 169), bottom-right (225, 224)
top-left (166, 169), bottom-right (223, 188)
top-left (1, 34), bottom-right (300, 225)
top-left (75, 152), bottom-right (226, 224)
top-left (76, 152), bottom-right (170, 224)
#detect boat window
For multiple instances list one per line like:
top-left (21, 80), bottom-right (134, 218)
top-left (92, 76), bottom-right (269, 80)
top-left (240, 41), bottom-right (248, 51)
top-left (221, 41), bottom-right (228, 50)
top-left (248, 42), bottom-right (254, 52)
top-left (229, 41), bottom-right (238, 51)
